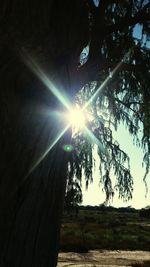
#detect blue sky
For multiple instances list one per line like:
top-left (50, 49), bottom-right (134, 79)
top-left (93, 0), bottom-right (99, 7)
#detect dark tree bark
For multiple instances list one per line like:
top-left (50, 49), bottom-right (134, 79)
top-left (0, 1), bottom-right (89, 266)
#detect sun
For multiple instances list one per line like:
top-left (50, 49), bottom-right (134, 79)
top-left (67, 108), bottom-right (86, 132)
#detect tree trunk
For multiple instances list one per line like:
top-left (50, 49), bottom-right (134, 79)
top-left (0, 144), bottom-right (69, 267)
top-left (0, 52), bottom-right (71, 266)
top-left (0, 1), bottom-right (89, 266)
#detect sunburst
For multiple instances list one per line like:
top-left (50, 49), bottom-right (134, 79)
top-left (22, 51), bottom-right (124, 178)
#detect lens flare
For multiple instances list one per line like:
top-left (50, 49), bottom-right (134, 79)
top-left (63, 144), bottom-right (74, 152)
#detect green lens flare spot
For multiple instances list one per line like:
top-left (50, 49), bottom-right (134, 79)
top-left (63, 144), bottom-right (74, 152)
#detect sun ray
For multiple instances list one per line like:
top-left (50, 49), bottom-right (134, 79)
top-left (84, 126), bottom-right (108, 156)
top-left (83, 60), bottom-right (123, 111)
top-left (22, 50), bottom-right (71, 110)
top-left (82, 48), bottom-right (132, 111)
top-left (80, 56), bottom-right (131, 156)
top-left (25, 124), bottom-right (70, 179)
top-left (19, 50), bottom-right (128, 181)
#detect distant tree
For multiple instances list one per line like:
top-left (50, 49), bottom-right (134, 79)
top-left (65, 180), bottom-right (82, 214)
top-left (0, 1), bottom-right (150, 266)
top-left (139, 208), bottom-right (150, 218)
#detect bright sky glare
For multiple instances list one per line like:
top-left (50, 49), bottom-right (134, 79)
top-left (67, 108), bottom-right (86, 132)
top-left (82, 124), bottom-right (150, 209)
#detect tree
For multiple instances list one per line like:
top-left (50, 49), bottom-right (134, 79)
top-left (65, 180), bottom-right (82, 214)
top-left (0, 0), bottom-right (149, 266)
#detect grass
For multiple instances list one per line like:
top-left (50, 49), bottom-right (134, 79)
top-left (60, 207), bottom-right (150, 252)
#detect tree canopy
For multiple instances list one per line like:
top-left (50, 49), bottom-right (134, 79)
top-left (65, 0), bottom-right (150, 204)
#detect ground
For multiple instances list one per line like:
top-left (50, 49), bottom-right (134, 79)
top-left (58, 250), bottom-right (150, 267)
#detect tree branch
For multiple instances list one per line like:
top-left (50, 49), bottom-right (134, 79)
top-left (114, 97), bottom-right (143, 121)
top-left (70, 2), bottom-right (150, 92)
top-left (74, 56), bottom-right (148, 92)
top-left (84, 0), bottom-right (97, 12)
top-left (107, 2), bottom-right (150, 33)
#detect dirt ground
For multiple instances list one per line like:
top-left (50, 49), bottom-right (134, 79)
top-left (58, 250), bottom-right (150, 267)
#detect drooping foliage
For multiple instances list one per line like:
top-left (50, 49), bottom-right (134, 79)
top-left (65, 0), bottom-right (150, 204)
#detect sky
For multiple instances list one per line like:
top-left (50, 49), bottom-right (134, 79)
top-left (82, 123), bottom-right (150, 209)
